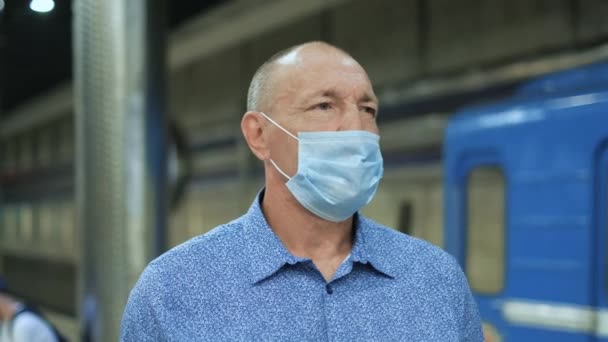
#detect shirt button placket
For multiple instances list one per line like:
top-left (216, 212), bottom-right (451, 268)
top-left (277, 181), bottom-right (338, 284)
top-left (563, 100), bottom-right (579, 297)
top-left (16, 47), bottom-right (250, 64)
top-left (323, 282), bottom-right (336, 342)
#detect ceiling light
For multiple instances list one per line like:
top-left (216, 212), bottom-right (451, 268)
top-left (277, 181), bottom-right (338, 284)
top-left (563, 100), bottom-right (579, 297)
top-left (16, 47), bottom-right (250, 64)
top-left (30, 0), bottom-right (55, 13)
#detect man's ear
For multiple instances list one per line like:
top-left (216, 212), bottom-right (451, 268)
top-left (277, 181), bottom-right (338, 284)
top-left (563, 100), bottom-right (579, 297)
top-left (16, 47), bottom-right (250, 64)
top-left (241, 111), bottom-right (270, 161)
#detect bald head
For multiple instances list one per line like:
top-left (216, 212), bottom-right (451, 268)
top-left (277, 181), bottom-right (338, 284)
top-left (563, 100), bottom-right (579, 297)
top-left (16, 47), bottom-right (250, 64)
top-left (241, 40), bottom-right (379, 184)
top-left (246, 41), bottom-right (363, 113)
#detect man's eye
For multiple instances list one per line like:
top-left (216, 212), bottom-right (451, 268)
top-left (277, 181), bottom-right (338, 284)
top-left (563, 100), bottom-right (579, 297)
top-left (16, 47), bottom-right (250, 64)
top-left (315, 103), bottom-right (332, 110)
top-left (363, 107), bottom-right (377, 116)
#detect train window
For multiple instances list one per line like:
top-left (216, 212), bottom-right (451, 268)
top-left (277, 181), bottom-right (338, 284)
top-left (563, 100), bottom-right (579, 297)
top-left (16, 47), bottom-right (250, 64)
top-left (398, 201), bottom-right (413, 235)
top-left (466, 166), bottom-right (505, 294)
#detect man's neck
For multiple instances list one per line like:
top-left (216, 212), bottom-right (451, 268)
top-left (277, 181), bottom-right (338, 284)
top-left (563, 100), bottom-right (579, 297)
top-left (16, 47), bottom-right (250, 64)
top-left (262, 176), bottom-right (354, 282)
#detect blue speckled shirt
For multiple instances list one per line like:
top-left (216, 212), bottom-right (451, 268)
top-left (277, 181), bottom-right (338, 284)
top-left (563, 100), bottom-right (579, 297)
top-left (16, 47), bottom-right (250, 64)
top-left (121, 193), bottom-right (483, 341)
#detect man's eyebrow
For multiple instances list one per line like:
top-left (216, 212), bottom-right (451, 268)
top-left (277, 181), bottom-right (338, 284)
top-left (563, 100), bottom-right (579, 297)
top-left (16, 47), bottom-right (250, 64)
top-left (309, 89), bottom-right (378, 104)
top-left (361, 93), bottom-right (378, 104)
top-left (309, 89), bottom-right (339, 99)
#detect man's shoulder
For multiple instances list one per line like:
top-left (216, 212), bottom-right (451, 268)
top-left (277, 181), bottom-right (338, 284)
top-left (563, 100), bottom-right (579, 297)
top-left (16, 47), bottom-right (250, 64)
top-left (135, 218), bottom-right (247, 292)
top-left (156, 218), bottom-right (245, 267)
top-left (360, 216), bottom-right (461, 278)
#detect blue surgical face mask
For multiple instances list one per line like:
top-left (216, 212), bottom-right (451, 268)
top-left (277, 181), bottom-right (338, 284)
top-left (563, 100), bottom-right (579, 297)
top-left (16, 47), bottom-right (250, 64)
top-left (260, 112), bottom-right (384, 222)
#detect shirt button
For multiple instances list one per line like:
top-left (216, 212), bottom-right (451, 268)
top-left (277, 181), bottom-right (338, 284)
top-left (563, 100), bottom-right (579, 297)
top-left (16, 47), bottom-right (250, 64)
top-left (325, 284), bottom-right (334, 295)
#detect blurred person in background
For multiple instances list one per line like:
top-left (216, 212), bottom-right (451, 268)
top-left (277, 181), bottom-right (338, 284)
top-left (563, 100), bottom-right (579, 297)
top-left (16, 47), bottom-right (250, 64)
top-left (0, 275), bottom-right (63, 342)
top-left (121, 41), bottom-right (483, 341)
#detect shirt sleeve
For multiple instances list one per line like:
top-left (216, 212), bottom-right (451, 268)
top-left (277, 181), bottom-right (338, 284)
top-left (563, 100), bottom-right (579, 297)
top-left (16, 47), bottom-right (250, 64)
top-left (453, 262), bottom-right (484, 342)
top-left (12, 312), bottom-right (58, 342)
top-left (120, 263), bottom-right (164, 342)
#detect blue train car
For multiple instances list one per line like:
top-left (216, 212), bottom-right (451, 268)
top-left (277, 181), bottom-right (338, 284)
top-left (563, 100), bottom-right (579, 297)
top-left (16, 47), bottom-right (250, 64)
top-left (444, 63), bottom-right (608, 341)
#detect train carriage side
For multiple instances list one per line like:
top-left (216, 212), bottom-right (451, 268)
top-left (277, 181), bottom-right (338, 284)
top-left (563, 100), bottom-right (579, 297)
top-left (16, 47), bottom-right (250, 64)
top-left (444, 66), bottom-right (608, 341)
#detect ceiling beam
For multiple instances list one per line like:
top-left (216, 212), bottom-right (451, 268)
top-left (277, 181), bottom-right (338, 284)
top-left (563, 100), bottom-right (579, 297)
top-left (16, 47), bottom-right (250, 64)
top-left (169, 0), bottom-right (351, 69)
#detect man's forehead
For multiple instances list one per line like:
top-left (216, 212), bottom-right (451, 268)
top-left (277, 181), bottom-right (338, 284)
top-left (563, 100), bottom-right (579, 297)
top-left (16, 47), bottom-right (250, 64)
top-left (270, 68), bottom-right (377, 107)
top-left (275, 44), bottom-right (358, 68)
top-left (275, 46), bottom-right (303, 65)
top-left (274, 52), bottom-right (371, 81)
top-left (265, 43), bottom-right (376, 106)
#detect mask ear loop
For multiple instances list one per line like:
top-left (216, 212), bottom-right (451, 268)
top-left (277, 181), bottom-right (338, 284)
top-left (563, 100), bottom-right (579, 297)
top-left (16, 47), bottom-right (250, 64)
top-left (259, 112), bottom-right (298, 180)
top-left (259, 112), bottom-right (299, 140)
top-left (269, 159), bottom-right (292, 180)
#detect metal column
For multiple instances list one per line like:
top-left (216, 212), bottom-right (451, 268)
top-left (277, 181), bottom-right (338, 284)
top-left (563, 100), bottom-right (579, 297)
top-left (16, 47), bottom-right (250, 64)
top-left (73, 1), bottom-right (167, 341)
top-left (0, 0), bottom-right (6, 268)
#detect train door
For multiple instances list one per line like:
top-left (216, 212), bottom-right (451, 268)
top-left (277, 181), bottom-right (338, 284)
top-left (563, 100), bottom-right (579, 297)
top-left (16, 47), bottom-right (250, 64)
top-left (593, 143), bottom-right (608, 342)
top-left (446, 147), bottom-right (592, 342)
top-left (446, 151), bottom-right (508, 341)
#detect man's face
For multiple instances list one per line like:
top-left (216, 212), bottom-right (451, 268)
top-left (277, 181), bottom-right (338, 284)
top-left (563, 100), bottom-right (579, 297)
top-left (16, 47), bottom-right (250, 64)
top-left (264, 47), bottom-right (379, 176)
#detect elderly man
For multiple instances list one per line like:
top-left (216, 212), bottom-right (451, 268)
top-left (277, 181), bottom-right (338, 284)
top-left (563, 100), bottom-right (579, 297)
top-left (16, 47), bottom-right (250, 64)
top-left (121, 41), bottom-right (483, 341)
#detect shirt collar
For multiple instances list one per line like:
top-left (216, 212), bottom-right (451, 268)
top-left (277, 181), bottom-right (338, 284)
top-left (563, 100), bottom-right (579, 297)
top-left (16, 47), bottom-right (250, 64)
top-left (242, 190), bottom-right (396, 284)
top-left (350, 214), bottom-right (396, 279)
top-left (242, 191), bottom-right (306, 284)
